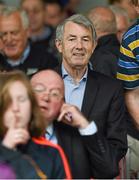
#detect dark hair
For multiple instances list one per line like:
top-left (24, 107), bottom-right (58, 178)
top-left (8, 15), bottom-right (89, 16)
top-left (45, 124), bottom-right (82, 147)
top-left (108, 0), bottom-right (121, 4)
top-left (0, 71), bottom-right (45, 138)
top-left (131, 0), bottom-right (139, 6)
top-left (43, 0), bottom-right (64, 10)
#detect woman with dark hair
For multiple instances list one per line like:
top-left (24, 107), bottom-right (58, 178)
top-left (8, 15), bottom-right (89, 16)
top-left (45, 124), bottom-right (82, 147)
top-left (0, 70), bottom-right (71, 179)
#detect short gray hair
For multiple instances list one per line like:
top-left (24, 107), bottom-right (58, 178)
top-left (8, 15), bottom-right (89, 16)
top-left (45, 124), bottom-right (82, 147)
top-left (56, 14), bottom-right (97, 42)
top-left (0, 6), bottom-right (29, 29)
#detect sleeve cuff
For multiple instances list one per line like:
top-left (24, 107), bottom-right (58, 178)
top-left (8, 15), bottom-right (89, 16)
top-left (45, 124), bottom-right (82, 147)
top-left (78, 121), bottom-right (97, 136)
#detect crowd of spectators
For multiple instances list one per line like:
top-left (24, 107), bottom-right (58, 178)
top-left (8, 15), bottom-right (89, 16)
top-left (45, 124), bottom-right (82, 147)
top-left (0, 0), bottom-right (138, 179)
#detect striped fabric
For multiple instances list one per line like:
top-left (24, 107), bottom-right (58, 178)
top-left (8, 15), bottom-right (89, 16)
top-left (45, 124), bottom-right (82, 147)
top-left (117, 19), bottom-right (139, 89)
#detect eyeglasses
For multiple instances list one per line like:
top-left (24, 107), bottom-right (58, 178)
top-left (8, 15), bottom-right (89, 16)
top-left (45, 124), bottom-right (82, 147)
top-left (32, 83), bottom-right (63, 100)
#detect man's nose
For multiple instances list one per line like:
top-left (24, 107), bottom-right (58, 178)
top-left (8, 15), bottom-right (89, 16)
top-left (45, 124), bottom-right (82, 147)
top-left (41, 92), bottom-right (50, 101)
top-left (5, 33), bottom-right (12, 42)
top-left (76, 40), bottom-right (83, 49)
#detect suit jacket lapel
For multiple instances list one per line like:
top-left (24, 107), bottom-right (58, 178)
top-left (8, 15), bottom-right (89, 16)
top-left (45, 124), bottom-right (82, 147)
top-left (81, 69), bottom-right (99, 120)
top-left (55, 65), bottom-right (99, 121)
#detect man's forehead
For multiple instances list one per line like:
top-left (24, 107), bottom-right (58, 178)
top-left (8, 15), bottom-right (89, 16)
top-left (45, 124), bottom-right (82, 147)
top-left (31, 72), bottom-right (62, 84)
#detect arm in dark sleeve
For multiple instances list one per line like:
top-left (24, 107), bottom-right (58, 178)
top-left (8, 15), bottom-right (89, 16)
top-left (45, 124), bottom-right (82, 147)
top-left (81, 83), bottom-right (127, 178)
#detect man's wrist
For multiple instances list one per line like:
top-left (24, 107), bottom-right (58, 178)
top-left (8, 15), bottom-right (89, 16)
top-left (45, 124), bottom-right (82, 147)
top-left (78, 121), bottom-right (97, 136)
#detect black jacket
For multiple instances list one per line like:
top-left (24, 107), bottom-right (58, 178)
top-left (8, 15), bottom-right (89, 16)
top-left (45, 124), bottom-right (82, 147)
top-left (0, 139), bottom-right (70, 179)
top-left (90, 34), bottom-right (120, 78)
top-left (54, 65), bottom-right (127, 178)
top-left (0, 43), bottom-right (59, 75)
top-left (0, 143), bottom-right (40, 179)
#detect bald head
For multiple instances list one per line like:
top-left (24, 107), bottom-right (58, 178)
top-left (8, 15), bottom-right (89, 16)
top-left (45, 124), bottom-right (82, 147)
top-left (88, 7), bottom-right (117, 38)
top-left (31, 70), bottom-right (64, 123)
top-left (31, 70), bottom-right (65, 96)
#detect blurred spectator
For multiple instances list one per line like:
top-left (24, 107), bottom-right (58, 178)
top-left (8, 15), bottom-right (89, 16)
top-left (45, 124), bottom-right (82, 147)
top-left (0, 70), bottom-right (71, 179)
top-left (109, 5), bottom-right (130, 43)
top-left (0, 1), bottom-right (4, 53)
top-left (88, 6), bottom-right (120, 78)
top-left (44, 0), bottom-right (66, 28)
top-left (64, 0), bottom-right (81, 17)
top-left (21, 0), bottom-right (53, 45)
top-left (108, 0), bottom-right (138, 24)
top-left (21, 0), bottom-right (61, 64)
top-left (0, 6), bottom-right (58, 74)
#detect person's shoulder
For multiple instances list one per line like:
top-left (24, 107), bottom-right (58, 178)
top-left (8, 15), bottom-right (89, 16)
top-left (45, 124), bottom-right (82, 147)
top-left (122, 20), bottom-right (139, 41)
top-left (89, 70), bottom-right (123, 86)
top-left (32, 137), bottom-right (64, 154)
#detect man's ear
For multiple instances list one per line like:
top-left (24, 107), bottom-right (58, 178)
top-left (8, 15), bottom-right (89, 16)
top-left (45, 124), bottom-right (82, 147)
top-left (55, 39), bottom-right (62, 53)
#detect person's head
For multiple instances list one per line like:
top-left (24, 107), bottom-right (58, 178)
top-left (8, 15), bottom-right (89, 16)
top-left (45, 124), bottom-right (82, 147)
top-left (108, 0), bottom-right (138, 24)
top-left (55, 14), bottom-right (97, 72)
top-left (109, 5), bottom-right (130, 42)
top-left (0, 6), bottom-right (29, 60)
top-left (21, 0), bottom-right (45, 35)
top-left (131, 0), bottom-right (139, 5)
top-left (131, 0), bottom-right (139, 14)
top-left (31, 70), bottom-right (64, 124)
top-left (44, 0), bottom-right (65, 28)
top-left (88, 6), bottom-right (117, 39)
top-left (0, 71), bottom-right (45, 138)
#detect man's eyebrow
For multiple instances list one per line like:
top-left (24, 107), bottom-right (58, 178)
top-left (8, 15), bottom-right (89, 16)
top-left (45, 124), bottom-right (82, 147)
top-left (67, 34), bottom-right (76, 37)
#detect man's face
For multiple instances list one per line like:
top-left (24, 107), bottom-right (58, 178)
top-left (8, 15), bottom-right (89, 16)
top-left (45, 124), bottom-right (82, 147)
top-left (22, 0), bottom-right (45, 33)
top-left (31, 71), bottom-right (64, 124)
top-left (0, 12), bottom-right (29, 60)
top-left (45, 3), bottom-right (63, 27)
top-left (56, 22), bottom-right (95, 71)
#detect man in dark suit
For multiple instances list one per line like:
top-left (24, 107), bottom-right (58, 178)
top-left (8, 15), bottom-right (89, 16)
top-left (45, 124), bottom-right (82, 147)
top-left (31, 14), bottom-right (127, 178)
top-left (31, 67), bottom-right (127, 179)
top-left (55, 14), bottom-right (127, 178)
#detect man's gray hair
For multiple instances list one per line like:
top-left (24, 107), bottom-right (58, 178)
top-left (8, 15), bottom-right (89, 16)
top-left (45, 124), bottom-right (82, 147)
top-left (56, 14), bottom-right (97, 42)
top-left (0, 6), bottom-right (29, 29)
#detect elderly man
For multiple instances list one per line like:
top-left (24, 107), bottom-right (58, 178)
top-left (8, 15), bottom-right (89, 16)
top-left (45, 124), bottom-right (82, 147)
top-left (87, 6), bottom-right (120, 78)
top-left (0, 6), bottom-right (58, 74)
top-left (54, 14), bottom-right (127, 178)
top-left (31, 61), bottom-right (127, 180)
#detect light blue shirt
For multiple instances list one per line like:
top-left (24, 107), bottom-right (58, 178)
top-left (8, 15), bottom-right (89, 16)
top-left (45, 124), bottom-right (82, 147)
top-left (7, 44), bottom-right (30, 66)
top-left (45, 124), bottom-right (57, 144)
top-left (62, 64), bottom-right (97, 135)
top-left (46, 121), bottom-right (97, 145)
top-left (62, 64), bottom-right (87, 110)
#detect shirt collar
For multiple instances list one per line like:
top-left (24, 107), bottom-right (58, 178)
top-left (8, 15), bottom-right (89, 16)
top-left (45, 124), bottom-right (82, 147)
top-left (46, 123), bottom-right (54, 136)
top-left (62, 63), bottom-right (88, 82)
top-left (7, 43), bottom-right (30, 66)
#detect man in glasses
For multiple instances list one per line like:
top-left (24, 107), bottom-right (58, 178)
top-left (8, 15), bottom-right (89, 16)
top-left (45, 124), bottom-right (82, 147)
top-left (31, 69), bottom-right (126, 179)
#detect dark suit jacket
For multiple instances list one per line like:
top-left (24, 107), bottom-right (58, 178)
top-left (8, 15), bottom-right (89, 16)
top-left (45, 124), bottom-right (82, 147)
top-left (0, 43), bottom-right (59, 75)
top-left (90, 34), bottom-right (120, 78)
top-left (54, 66), bottom-right (127, 179)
